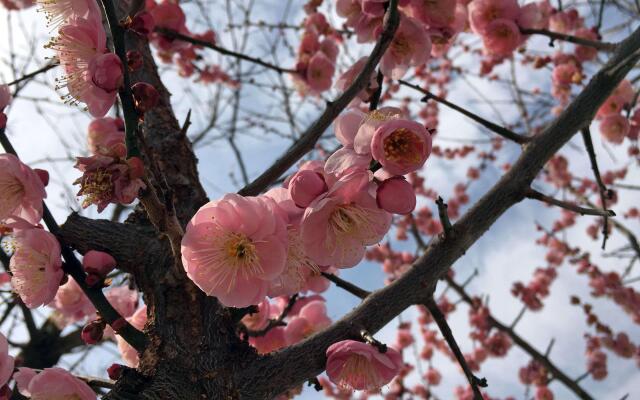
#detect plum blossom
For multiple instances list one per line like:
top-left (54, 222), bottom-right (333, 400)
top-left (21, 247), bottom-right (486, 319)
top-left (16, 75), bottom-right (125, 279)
top-left (37, 0), bottom-right (100, 28)
top-left (335, 57), bottom-right (379, 105)
top-left (301, 171), bottom-right (391, 268)
top-left (0, 333), bottom-right (14, 388)
top-left (9, 228), bottom-right (63, 308)
top-left (0, 154), bottom-right (46, 225)
top-left (181, 194), bottom-right (288, 307)
top-left (87, 117), bottom-right (126, 158)
top-left (47, 17), bottom-right (123, 117)
top-left (599, 114), bottom-right (629, 144)
top-left (326, 340), bottom-right (403, 391)
top-left (376, 176), bottom-right (416, 214)
top-left (380, 15), bottom-right (431, 79)
top-left (15, 367), bottom-right (95, 399)
top-left (51, 278), bottom-right (95, 325)
top-left (241, 299), bottom-right (271, 331)
top-left (468, 0), bottom-right (520, 34)
top-left (370, 119), bottom-right (432, 175)
top-left (284, 300), bottom-right (331, 344)
top-left (481, 18), bottom-right (523, 56)
top-left (74, 155), bottom-right (146, 212)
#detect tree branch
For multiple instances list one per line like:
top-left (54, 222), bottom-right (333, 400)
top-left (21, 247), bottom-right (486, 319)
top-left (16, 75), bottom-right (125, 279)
top-left (525, 188), bottom-right (615, 217)
top-left (397, 80), bottom-right (530, 144)
top-left (581, 127), bottom-right (611, 249)
top-left (237, 27), bottom-right (640, 399)
top-left (520, 28), bottom-right (617, 51)
top-left (237, 0), bottom-right (401, 196)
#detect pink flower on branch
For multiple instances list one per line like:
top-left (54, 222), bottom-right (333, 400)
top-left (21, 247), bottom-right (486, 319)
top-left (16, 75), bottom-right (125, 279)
top-left (326, 340), bottom-right (403, 391)
top-left (0, 154), bottom-right (46, 225)
top-left (15, 367), bottom-right (96, 399)
top-left (0, 333), bottom-right (14, 388)
top-left (9, 227), bottom-right (63, 308)
top-left (181, 194), bottom-right (288, 307)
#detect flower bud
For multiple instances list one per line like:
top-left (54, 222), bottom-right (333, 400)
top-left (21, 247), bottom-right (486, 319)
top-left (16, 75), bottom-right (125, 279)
top-left (110, 317), bottom-right (127, 333)
top-left (0, 85), bottom-right (11, 111)
top-left (90, 53), bottom-right (124, 92)
top-left (127, 50), bottom-right (144, 71)
top-left (132, 82), bottom-right (159, 113)
top-left (289, 170), bottom-right (327, 208)
top-left (107, 363), bottom-right (125, 380)
top-left (82, 250), bottom-right (117, 277)
top-left (34, 169), bottom-right (50, 187)
top-left (376, 176), bottom-right (416, 215)
top-left (130, 11), bottom-right (155, 36)
top-left (0, 113), bottom-right (6, 129)
top-left (81, 319), bottom-right (106, 344)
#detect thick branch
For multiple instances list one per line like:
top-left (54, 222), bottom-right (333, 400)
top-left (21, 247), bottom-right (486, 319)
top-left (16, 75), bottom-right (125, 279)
top-left (237, 0), bottom-right (401, 196)
top-left (238, 27), bottom-right (640, 399)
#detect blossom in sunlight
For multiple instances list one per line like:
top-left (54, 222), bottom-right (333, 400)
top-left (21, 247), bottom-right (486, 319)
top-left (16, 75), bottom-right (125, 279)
top-left (380, 15), bottom-right (431, 79)
top-left (0, 333), bottom-right (14, 388)
top-left (37, 0), bottom-right (100, 28)
top-left (284, 300), bottom-right (331, 344)
top-left (9, 228), bottom-right (63, 308)
top-left (326, 340), bottom-right (403, 391)
top-left (599, 114), bottom-right (629, 145)
top-left (116, 305), bottom-right (147, 367)
top-left (51, 278), bottom-right (95, 326)
top-left (301, 171), bottom-right (391, 268)
top-left (370, 119), bottom-right (432, 176)
top-left (47, 17), bottom-right (123, 117)
top-left (0, 154), bottom-right (46, 225)
top-left (15, 367), bottom-right (96, 399)
top-left (181, 194), bottom-right (288, 307)
top-left (74, 155), bottom-right (146, 212)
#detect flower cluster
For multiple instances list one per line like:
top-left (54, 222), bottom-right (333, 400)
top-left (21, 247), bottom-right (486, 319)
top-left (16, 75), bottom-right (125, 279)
top-left (73, 117), bottom-right (145, 212)
top-left (181, 106), bottom-right (430, 308)
top-left (596, 80), bottom-right (638, 144)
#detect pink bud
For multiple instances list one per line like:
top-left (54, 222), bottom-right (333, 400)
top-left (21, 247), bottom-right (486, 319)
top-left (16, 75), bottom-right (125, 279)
top-left (131, 82), bottom-right (159, 113)
top-left (0, 85), bottom-right (11, 111)
top-left (376, 176), bottom-right (416, 215)
top-left (82, 250), bottom-right (117, 277)
top-left (126, 157), bottom-right (145, 179)
top-left (107, 363), bottom-right (125, 380)
top-left (81, 320), bottom-right (105, 344)
top-left (289, 170), bottom-right (327, 208)
top-left (34, 169), bottom-right (49, 187)
top-left (130, 11), bottom-right (155, 36)
top-left (90, 53), bottom-right (124, 92)
top-left (0, 113), bottom-right (6, 130)
top-left (85, 273), bottom-right (102, 288)
top-left (127, 50), bottom-right (144, 71)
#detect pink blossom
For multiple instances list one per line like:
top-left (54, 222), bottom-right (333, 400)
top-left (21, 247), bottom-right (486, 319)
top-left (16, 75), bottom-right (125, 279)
top-left (0, 85), bottom-right (10, 111)
top-left (354, 107), bottom-right (404, 155)
top-left (380, 15), bottom-right (431, 79)
top-left (370, 119), bottom-right (432, 175)
top-left (0, 333), bottom-right (13, 388)
top-left (481, 19), bottom-right (523, 56)
top-left (334, 108), bottom-right (367, 148)
top-left (424, 367), bottom-right (441, 385)
top-left (468, 0), bottom-right (520, 34)
top-left (181, 194), bottom-right (288, 307)
top-left (9, 228), bottom-right (63, 308)
top-left (301, 171), bottom-right (391, 268)
top-left (305, 51), bottom-right (335, 94)
top-left (106, 286), bottom-right (138, 319)
top-left (269, 226), bottom-right (319, 297)
top-left (284, 300), bottom-right (331, 344)
top-left (599, 114), bottom-right (629, 144)
top-left (326, 340), bottom-right (403, 391)
top-left (37, 0), bottom-right (101, 27)
top-left (376, 176), bottom-right (416, 214)
top-left (117, 306), bottom-right (147, 367)
top-left (130, 11), bottom-right (156, 36)
top-left (74, 155), bottom-right (146, 212)
top-left (336, 0), bottom-right (361, 27)
top-left (289, 169), bottom-right (328, 208)
top-left (87, 117), bottom-right (126, 157)
top-left (324, 147), bottom-right (372, 178)
top-left (83, 250), bottom-right (117, 276)
top-left (335, 58), bottom-right (379, 105)
top-left (551, 63), bottom-right (581, 86)
top-left (407, 0), bottom-right (456, 28)
top-left (48, 17), bottom-right (121, 117)
top-left (0, 154), bottom-right (46, 225)
top-left (596, 95), bottom-right (626, 119)
top-left (0, 0), bottom-right (33, 10)
top-left (612, 79), bottom-right (636, 105)
top-left (15, 367), bottom-right (95, 399)
top-left (536, 386), bottom-right (554, 400)
top-left (51, 278), bottom-right (95, 325)
top-left (517, 1), bottom-right (551, 30)
top-left (248, 326), bottom-right (287, 354)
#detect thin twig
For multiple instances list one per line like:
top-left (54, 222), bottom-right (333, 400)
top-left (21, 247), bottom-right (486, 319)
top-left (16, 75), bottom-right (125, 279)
top-left (321, 272), bottom-right (370, 299)
top-left (581, 128), bottom-right (611, 249)
top-left (398, 80), bottom-right (530, 144)
top-left (5, 62), bottom-right (58, 86)
top-left (436, 197), bottom-right (453, 238)
top-left (425, 298), bottom-right (487, 400)
top-left (520, 28), bottom-right (616, 51)
top-left (525, 188), bottom-right (615, 217)
top-left (247, 294), bottom-right (298, 337)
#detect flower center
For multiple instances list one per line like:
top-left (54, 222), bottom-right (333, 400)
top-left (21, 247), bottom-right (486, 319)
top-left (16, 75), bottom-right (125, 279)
top-left (337, 354), bottom-right (381, 390)
top-left (383, 128), bottom-right (422, 163)
top-left (78, 169), bottom-right (113, 207)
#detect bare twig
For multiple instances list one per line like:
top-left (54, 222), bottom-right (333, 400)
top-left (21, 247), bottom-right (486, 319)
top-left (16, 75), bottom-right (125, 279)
top-left (581, 128), bottom-right (611, 249)
top-left (525, 188), bottom-right (615, 217)
top-left (321, 272), bottom-right (371, 299)
top-left (520, 28), bottom-right (616, 51)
